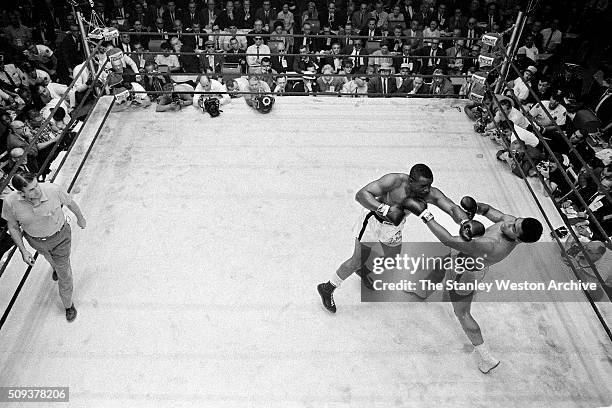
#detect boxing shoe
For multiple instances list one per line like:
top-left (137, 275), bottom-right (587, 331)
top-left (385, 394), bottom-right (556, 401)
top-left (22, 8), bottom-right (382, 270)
top-left (355, 268), bottom-right (375, 290)
top-left (475, 343), bottom-right (500, 374)
top-left (52, 270), bottom-right (58, 281)
top-left (478, 354), bottom-right (500, 374)
top-left (317, 283), bottom-right (336, 313)
top-left (65, 304), bottom-right (77, 322)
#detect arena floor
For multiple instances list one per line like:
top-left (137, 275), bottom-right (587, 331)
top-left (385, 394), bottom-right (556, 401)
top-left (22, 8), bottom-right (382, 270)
top-left (0, 96), bottom-right (611, 407)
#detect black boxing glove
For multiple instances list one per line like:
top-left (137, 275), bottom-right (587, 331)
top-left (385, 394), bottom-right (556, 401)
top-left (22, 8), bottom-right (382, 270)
top-left (460, 196), bottom-right (478, 220)
top-left (385, 205), bottom-right (405, 226)
top-left (459, 219), bottom-right (485, 241)
top-left (403, 198), bottom-right (433, 223)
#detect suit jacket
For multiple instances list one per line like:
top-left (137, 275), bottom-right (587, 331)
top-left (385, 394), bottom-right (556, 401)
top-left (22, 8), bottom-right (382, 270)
top-left (239, 8), bottom-right (254, 29)
top-left (462, 27), bottom-right (483, 47)
top-left (429, 78), bottom-right (454, 96)
top-left (270, 54), bottom-right (293, 73)
top-left (342, 45), bottom-right (369, 70)
top-left (402, 28), bottom-right (423, 49)
top-left (367, 76), bottom-right (398, 97)
top-left (293, 57), bottom-right (320, 74)
top-left (178, 44), bottom-right (201, 73)
top-left (254, 8), bottom-right (277, 28)
top-left (320, 11), bottom-right (345, 31)
top-left (393, 55), bottom-right (420, 74)
top-left (182, 32), bottom-right (209, 50)
top-left (225, 48), bottom-right (246, 66)
top-left (200, 53), bottom-right (224, 73)
top-left (447, 15), bottom-right (468, 31)
top-left (291, 81), bottom-right (321, 95)
top-left (200, 8), bottom-right (221, 28)
top-left (59, 34), bottom-right (84, 70)
top-left (351, 10), bottom-right (370, 31)
top-left (216, 10), bottom-right (243, 30)
top-left (293, 35), bottom-right (317, 53)
top-left (358, 27), bottom-right (383, 41)
top-left (163, 11), bottom-right (183, 31)
top-left (418, 46), bottom-right (448, 75)
top-left (183, 11), bottom-right (202, 29)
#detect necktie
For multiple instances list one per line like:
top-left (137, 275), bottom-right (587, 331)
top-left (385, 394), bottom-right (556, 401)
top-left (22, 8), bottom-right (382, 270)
top-left (191, 13), bottom-right (195, 20)
top-left (382, 78), bottom-right (386, 94)
top-left (256, 45), bottom-right (260, 59)
top-left (171, 12), bottom-right (175, 22)
top-left (544, 30), bottom-right (554, 51)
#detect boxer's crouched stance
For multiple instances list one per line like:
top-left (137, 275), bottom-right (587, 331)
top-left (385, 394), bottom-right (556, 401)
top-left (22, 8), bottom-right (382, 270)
top-left (317, 164), bottom-right (471, 313)
top-left (405, 195), bottom-right (543, 373)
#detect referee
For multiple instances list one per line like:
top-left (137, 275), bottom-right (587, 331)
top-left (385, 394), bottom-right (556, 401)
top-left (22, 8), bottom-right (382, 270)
top-left (1, 173), bottom-right (86, 322)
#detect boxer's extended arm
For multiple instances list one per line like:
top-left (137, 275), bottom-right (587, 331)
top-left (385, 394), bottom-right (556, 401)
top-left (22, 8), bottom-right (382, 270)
top-left (425, 218), bottom-right (495, 255)
top-left (355, 173), bottom-right (403, 212)
top-left (427, 188), bottom-right (470, 224)
top-left (476, 202), bottom-right (515, 223)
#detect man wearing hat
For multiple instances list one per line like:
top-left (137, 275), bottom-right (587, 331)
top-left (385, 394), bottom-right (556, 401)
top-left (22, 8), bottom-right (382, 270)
top-left (429, 68), bottom-right (453, 96)
top-left (508, 66), bottom-right (537, 103)
top-left (367, 62), bottom-right (397, 97)
top-left (396, 62), bottom-right (414, 92)
top-left (201, 40), bottom-right (224, 74)
top-left (291, 67), bottom-right (320, 95)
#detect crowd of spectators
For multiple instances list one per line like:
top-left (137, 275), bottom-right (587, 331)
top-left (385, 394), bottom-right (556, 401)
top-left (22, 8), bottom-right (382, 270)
top-left (0, 0), bottom-right (611, 274)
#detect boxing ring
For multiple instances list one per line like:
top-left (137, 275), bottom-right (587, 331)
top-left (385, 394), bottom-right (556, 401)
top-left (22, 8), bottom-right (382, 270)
top-left (0, 96), bottom-right (611, 407)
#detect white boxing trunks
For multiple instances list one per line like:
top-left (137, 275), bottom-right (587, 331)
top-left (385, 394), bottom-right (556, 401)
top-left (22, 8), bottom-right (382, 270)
top-left (353, 207), bottom-right (407, 247)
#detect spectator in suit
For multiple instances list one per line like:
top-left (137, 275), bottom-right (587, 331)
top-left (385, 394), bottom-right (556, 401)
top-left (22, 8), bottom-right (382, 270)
top-left (446, 38), bottom-right (467, 75)
top-left (293, 22), bottom-right (316, 52)
top-left (429, 69), bottom-right (453, 96)
top-left (317, 26), bottom-right (335, 52)
top-left (418, 38), bottom-right (447, 76)
top-left (152, 18), bottom-right (170, 41)
top-left (416, 3), bottom-right (431, 27)
top-left (483, 3), bottom-right (500, 32)
top-left (389, 25), bottom-right (406, 53)
top-left (146, 0), bottom-right (166, 30)
top-left (317, 64), bottom-right (345, 94)
top-left (201, 40), bottom-right (224, 74)
top-left (130, 21), bottom-right (150, 50)
top-left (359, 18), bottom-right (383, 41)
top-left (130, 3), bottom-right (149, 30)
top-left (343, 38), bottom-right (368, 72)
top-left (540, 19), bottom-right (563, 54)
top-left (337, 23), bottom-right (355, 49)
top-left (393, 44), bottom-right (419, 73)
top-left (163, 1), bottom-right (182, 31)
top-left (170, 36), bottom-right (200, 85)
top-left (225, 37), bottom-right (247, 72)
top-left (270, 42), bottom-right (292, 73)
top-left (173, 20), bottom-right (188, 41)
top-left (208, 24), bottom-right (225, 51)
top-left (396, 62), bottom-right (414, 93)
top-left (463, 17), bottom-right (481, 49)
top-left (113, 0), bottom-right (131, 26)
top-left (217, 0), bottom-right (242, 29)
top-left (341, 74), bottom-right (368, 96)
top-left (351, 3), bottom-right (370, 32)
top-left (467, 0), bottom-right (485, 22)
top-left (184, 2), bottom-right (202, 29)
top-left (222, 26), bottom-right (248, 50)
top-left (369, 1), bottom-right (389, 32)
top-left (321, 2), bottom-right (344, 31)
top-left (447, 7), bottom-right (467, 31)
top-left (292, 68), bottom-right (320, 95)
top-left (258, 57), bottom-right (276, 89)
top-left (403, 19), bottom-right (422, 50)
top-left (321, 42), bottom-right (344, 73)
top-left (184, 23), bottom-right (208, 52)
top-left (524, 76), bottom-right (552, 107)
top-left (247, 20), bottom-right (269, 46)
top-left (433, 3), bottom-right (449, 31)
top-left (398, 0), bottom-right (416, 22)
top-left (254, 0), bottom-right (276, 30)
top-left (273, 75), bottom-right (288, 95)
top-left (57, 25), bottom-right (84, 83)
top-left (293, 44), bottom-right (319, 74)
top-left (368, 62), bottom-right (397, 97)
top-left (201, 0), bottom-right (221, 29)
top-left (119, 33), bottom-right (135, 54)
top-left (130, 42), bottom-right (148, 72)
top-left (240, 0), bottom-right (254, 29)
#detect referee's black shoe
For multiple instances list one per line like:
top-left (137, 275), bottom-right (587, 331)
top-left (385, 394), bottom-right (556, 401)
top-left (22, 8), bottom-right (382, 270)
top-left (52, 270), bottom-right (58, 281)
top-left (65, 304), bottom-right (77, 322)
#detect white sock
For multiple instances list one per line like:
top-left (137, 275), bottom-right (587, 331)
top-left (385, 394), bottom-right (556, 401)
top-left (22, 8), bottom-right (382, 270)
top-left (330, 272), bottom-right (344, 288)
top-left (474, 342), bottom-right (493, 359)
